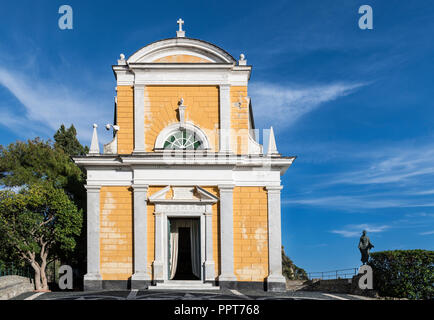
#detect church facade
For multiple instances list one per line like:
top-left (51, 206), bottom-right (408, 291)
top-left (73, 21), bottom-right (295, 292)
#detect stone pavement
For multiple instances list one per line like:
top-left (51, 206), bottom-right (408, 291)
top-left (13, 288), bottom-right (376, 300)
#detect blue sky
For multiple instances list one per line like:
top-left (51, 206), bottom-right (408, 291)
top-left (0, 0), bottom-right (433, 273)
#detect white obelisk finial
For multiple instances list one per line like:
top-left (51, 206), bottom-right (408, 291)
top-left (89, 124), bottom-right (100, 155)
top-left (267, 126), bottom-right (279, 155)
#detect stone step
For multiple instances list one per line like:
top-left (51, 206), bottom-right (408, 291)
top-left (149, 280), bottom-right (220, 291)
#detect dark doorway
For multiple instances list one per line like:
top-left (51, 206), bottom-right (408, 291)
top-left (173, 227), bottom-right (199, 280)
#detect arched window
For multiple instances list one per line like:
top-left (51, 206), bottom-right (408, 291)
top-left (163, 129), bottom-right (204, 150)
top-left (154, 122), bottom-right (210, 151)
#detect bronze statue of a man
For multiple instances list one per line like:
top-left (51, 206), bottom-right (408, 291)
top-left (358, 230), bottom-right (374, 265)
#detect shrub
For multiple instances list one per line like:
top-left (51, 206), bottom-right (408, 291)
top-left (368, 250), bottom-right (434, 299)
top-left (282, 246), bottom-right (308, 280)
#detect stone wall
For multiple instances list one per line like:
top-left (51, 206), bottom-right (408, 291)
top-left (305, 278), bottom-right (353, 293)
top-left (296, 276), bottom-right (378, 298)
top-left (0, 276), bottom-right (34, 300)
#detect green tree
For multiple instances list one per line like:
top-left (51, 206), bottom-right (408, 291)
top-left (0, 183), bottom-right (82, 290)
top-left (282, 246), bottom-right (308, 280)
top-left (54, 124), bottom-right (89, 156)
top-left (54, 125), bottom-right (89, 278)
top-left (0, 137), bottom-right (85, 209)
top-left (369, 250), bottom-right (434, 299)
top-left (0, 131), bottom-right (89, 279)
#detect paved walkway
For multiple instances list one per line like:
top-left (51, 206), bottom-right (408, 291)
top-left (13, 289), bottom-right (375, 300)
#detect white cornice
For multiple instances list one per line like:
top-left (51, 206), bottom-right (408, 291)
top-left (113, 64), bottom-right (251, 86)
top-left (73, 154), bottom-right (295, 175)
top-left (128, 63), bottom-right (235, 70)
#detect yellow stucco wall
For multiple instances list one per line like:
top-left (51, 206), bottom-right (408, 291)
top-left (230, 86), bottom-right (250, 154)
top-left (233, 186), bottom-right (269, 282)
top-left (116, 86), bottom-right (134, 154)
top-left (153, 55), bottom-right (211, 63)
top-left (98, 185), bottom-right (267, 282)
top-left (144, 86), bottom-right (220, 152)
top-left (115, 85), bottom-right (254, 155)
top-left (100, 186), bottom-right (133, 281)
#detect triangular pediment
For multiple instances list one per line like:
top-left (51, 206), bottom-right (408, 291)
top-left (148, 186), bottom-right (218, 203)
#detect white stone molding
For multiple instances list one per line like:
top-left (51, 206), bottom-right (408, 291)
top-left (131, 184), bottom-right (151, 282)
top-left (84, 185), bottom-right (102, 282)
top-left (103, 124), bottom-right (119, 154)
top-left (173, 186), bottom-right (194, 199)
top-left (154, 122), bottom-right (211, 150)
top-left (149, 185), bottom-right (218, 205)
top-left (81, 160), bottom-right (291, 187)
top-left (133, 84), bottom-right (146, 154)
top-left (265, 185), bottom-right (286, 288)
top-left (114, 65), bottom-right (251, 87)
top-left (153, 210), bottom-right (164, 281)
top-left (248, 133), bottom-right (263, 155)
top-left (219, 84), bottom-right (232, 153)
top-left (127, 38), bottom-right (236, 64)
top-left (217, 184), bottom-right (237, 282)
top-left (204, 209), bottom-right (215, 281)
top-left (149, 185), bottom-right (171, 201)
top-left (77, 154), bottom-right (294, 167)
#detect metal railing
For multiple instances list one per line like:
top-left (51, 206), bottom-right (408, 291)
top-left (0, 263), bottom-right (33, 279)
top-left (307, 268), bottom-right (359, 280)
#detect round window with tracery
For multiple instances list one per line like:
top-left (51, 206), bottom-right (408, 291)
top-left (163, 130), bottom-right (203, 150)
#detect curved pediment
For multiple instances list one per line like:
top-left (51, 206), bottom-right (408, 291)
top-left (127, 38), bottom-right (236, 64)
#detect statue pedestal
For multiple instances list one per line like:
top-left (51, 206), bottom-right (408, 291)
top-left (351, 274), bottom-right (378, 298)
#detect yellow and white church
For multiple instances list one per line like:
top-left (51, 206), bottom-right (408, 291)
top-left (73, 20), bottom-right (295, 292)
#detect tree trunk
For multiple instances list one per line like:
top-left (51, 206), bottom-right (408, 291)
top-left (40, 251), bottom-right (49, 290)
top-left (31, 261), bottom-right (42, 291)
top-left (40, 267), bottom-right (49, 290)
top-left (29, 252), bottom-right (50, 291)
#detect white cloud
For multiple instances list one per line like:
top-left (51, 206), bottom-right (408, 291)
top-left (284, 141), bottom-right (434, 212)
top-left (284, 194), bottom-right (434, 211)
top-left (331, 152), bottom-right (434, 186)
top-left (330, 224), bottom-right (390, 238)
top-left (419, 230), bottom-right (434, 236)
top-left (249, 81), bottom-right (365, 129)
top-left (408, 189), bottom-right (434, 196)
top-left (0, 66), bottom-right (112, 144)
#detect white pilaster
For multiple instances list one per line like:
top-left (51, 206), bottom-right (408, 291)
top-left (131, 184), bottom-right (151, 283)
top-left (84, 185), bottom-right (102, 283)
top-left (266, 186), bottom-right (286, 291)
top-left (152, 211), bottom-right (164, 281)
top-left (204, 205), bottom-right (215, 281)
top-left (219, 84), bottom-right (231, 153)
top-left (218, 184), bottom-right (236, 282)
top-left (133, 84), bottom-right (145, 153)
